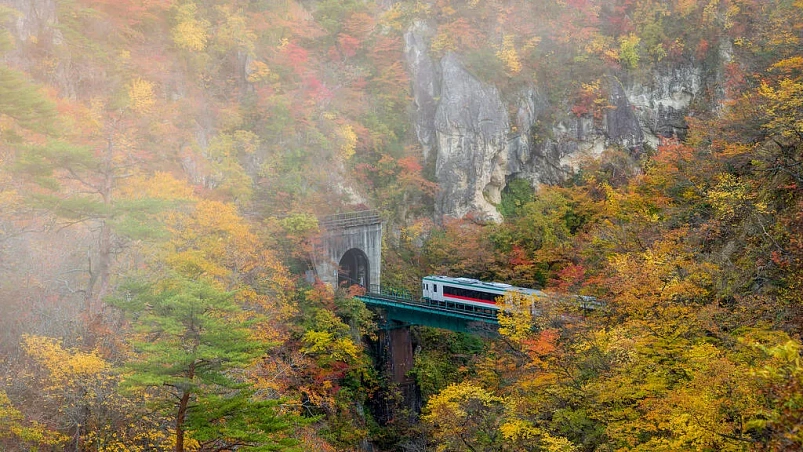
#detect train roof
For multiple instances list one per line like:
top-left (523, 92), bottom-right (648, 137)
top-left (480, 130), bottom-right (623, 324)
top-left (423, 275), bottom-right (546, 296)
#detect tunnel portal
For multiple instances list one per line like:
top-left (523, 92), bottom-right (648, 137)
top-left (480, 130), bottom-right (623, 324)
top-left (315, 210), bottom-right (382, 292)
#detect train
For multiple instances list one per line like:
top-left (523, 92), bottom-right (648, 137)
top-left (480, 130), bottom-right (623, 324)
top-left (421, 275), bottom-right (546, 310)
top-left (420, 275), bottom-right (601, 314)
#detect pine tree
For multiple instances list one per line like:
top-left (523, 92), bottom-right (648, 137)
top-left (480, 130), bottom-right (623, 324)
top-left (113, 278), bottom-right (299, 452)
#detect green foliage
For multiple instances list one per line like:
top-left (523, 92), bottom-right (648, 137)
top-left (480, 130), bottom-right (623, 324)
top-left (0, 64), bottom-right (59, 137)
top-left (312, 0), bottom-right (365, 35)
top-left (618, 34), bottom-right (641, 69)
top-left (498, 177), bottom-right (535, 219)
top-left (5, 0), bottom-right (803, 449)
top-left (188, 391), bottom-right (300, 451)
top-left (463, 47), bottom-right (507, 85)
top-left (410, 328), bottom-right (485, 400)
top-left (114, 278), bottom-right (299, 451)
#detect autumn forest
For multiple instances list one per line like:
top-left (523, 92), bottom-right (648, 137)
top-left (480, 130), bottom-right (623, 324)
top-left (1, 0), bottom-right (803, 451)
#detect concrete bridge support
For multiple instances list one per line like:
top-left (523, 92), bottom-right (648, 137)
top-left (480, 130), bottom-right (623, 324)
top-left (369, 325), bottom-right (421, 424)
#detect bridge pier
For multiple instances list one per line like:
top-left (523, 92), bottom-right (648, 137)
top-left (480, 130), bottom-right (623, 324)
top-left (385, 327), bottom-right (415, 387)
top-left (368, 324), bottom-right (421, 424)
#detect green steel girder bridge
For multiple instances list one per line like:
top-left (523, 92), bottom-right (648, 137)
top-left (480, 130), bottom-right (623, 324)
top-left (316, 211), bottom-right (600, 336)
top-left (356, 287), bottom-right (499, 335)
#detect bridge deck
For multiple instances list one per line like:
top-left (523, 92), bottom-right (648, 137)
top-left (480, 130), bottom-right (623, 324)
top-left (355, 289), bottom-right (601, 334)
top-left (356, 292), bottom-right (499, 334)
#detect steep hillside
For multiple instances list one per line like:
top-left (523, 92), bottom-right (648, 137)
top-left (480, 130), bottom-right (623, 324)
top-left (1, 0), bottom-right (803, 450)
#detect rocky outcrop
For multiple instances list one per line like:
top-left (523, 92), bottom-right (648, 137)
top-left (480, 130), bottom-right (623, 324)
top-left (2, 0), bottom-right (76, 98)
top-left (4, 0), bottom-right (59, 45)
top-left (404, 21), bottom-right (439, 163)
top-left (506, 87), bottom-right (598, 187)
top-left (625, 64), bottom-right (704, 147)
top-left (433, 53), bottom-right (508, 223)
top-left (404, 24), bottom-right (717, 222)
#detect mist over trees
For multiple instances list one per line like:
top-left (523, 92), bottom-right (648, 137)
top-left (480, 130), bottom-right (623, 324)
top-left (1, 0), bottom-right (802, 450)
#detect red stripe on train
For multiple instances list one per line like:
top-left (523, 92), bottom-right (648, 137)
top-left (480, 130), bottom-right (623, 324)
top-left (443, 294), bottom-right (498, 305)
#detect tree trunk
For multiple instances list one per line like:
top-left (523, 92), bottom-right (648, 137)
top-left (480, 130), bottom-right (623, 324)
top-left (175, 388), bottom-right (190, 452)
top-left (86, 133), bottom-right (115, 315)
top-left (175, 361), bottom-right (196, 452)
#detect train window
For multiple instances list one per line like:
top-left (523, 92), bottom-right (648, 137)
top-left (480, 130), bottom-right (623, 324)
top-left (434, 284), bottom-right (438, 292)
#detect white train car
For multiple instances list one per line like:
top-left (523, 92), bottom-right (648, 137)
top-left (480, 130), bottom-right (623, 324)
top-left (421, 275), bottom-right (545, 310)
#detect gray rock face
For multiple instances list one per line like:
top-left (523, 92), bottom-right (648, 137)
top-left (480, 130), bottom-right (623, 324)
top-left (4, 0), bottom-right (59, 44)
top-left (608, 76), bottom-right (645, 151)
top-left (404, 24), bottom-right (718, 222)
top-left (625, 64), bottom-right (704, 147)
top-left (404, 21), bottom-right (439, 162)
top-left (506, 87), bottom-right (589, 187)
top-left (433, 53), bottom-right (508, 223)
top-left (2, 0), bottom-right (75, 98)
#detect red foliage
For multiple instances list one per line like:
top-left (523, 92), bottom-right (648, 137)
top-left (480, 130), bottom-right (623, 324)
top-left (80, 0), bottom-right (172, 26)
top-left (666, 39), bottom-right (685, 60)
top-left (282, 42), bottom-right (309, 75)
top-left (549, 263), bottom-right (587, 292)
top-left (327, 46), bottom-right (341, 62)
top-left (343, 12), bottom-right (375, 41)
top-left (509, 245), bottom-right (533, 267)
top-left (337, 33), bottom-right (361, 59)
top-left (724, 62), bottom-right (747, 97)
top-left (695, 39), bottom-right (710, 60)
top-left (308, 281), bottom-right (336, 310)
top-left (571, 104), bottom-right (589, 117)
top-left (397, 156), bottom-right (422, 173)
top-left (522, 328), bottom-right (559, 357)
top-left (566, 0), bottom-right (590, 8)
top-left (347, 284), bottom-right (366, 297)
top-left (303, 75), bottom-right (332, 102)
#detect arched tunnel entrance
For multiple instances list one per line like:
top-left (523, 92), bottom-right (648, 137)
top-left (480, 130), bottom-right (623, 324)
top-left (316, 210), bottom-right (381, 292)
top-left (338, 248), bottom-right (370, 289)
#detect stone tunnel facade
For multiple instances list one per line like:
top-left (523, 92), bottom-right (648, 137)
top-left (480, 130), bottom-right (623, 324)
top-left (315, 211), bottom-right (382, 293)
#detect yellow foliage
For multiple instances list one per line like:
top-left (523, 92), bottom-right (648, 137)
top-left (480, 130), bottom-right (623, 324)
top-left (430, 31), bottom-right (456, 54)
top-left (523, 36), bottom-right (541, 52)
top-left (339, 124), bottom-right (358, 160)
top-left (162, 199), bottom-right (294, 318)
top-left (497, 35), bottom-right (522, 74)
top-left (213, 5), bottom-right (256, 53)
top-left (758, 77), bottom-right (803, 137)
top-left (500, 418), bottom-right (541, 441)
top-left (676, 0), bottom-right (698, 16)
top-left (540, 433), bottom-right (579, 452)
top-left (301, 330), bottom-right (361, 362)
top-left (127, 78), bottom-right (156, 114)
top-left (706, 173), bottom-right (753, 220)
top-left (247, 60), bottom-right (274, 83)
top-left (172, 3), bottom-right (208, 51)
top-left (0, 390), bottom-right (67, 446)
top-left (21, 335), bottom-right (109, 390)
top-left (702, 0), bottom-right (720, 25)
top-left (496, 291), bottom-right (537, 344)
top-left (117, 171), bottom-right (196, 201)
top-left (423, 382), bottom-right (502, 423)
top-left (618, 34), bottom-right (640, 69)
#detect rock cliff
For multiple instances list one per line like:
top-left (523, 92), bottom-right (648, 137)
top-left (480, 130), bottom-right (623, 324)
top-left (405, 24), bottom-right (720, 222)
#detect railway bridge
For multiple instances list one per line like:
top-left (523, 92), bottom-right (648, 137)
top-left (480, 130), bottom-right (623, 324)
top-left (315, 211), bottom-right (500, 412)
top-left (314, 211), bottom-right (599, 421)
top-left (315, 210), bottom-right (501, 334)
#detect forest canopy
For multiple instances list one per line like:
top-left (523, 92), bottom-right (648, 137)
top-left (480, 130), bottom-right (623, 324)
top-left (0, 0), bottom-right (802, 450)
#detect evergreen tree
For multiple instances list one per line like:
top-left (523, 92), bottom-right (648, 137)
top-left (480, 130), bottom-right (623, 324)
top-left (113, 278), bottom-right (299, 452)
